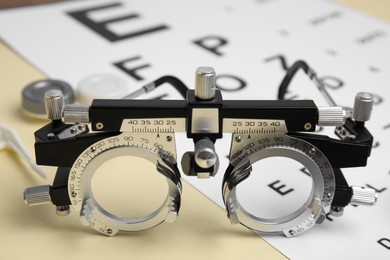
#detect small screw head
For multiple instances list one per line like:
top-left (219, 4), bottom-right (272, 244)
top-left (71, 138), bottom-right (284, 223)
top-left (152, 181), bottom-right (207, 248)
top-left (70, 126), bottom-right (77, 134)
top-left (304, 123), bottom-right (312, 131)
top-left (235, 136), bottom-right (242, 142)
top-left (47, 133), bottom-right (55, 140)
top-left (96, 122), bottom-right (104, 130)
top-left (309, 148), bottom-right (316, 155)
top-left (107, 229), bottom-right (112, 234)
top-left (91, 146), bottom-right (97, 152)
top-left (166, 136), bottom-right (173, 142)
top-left (56, 205), bottom-right (70, 216)
top-left (330, 206), bottom-right (344, 217)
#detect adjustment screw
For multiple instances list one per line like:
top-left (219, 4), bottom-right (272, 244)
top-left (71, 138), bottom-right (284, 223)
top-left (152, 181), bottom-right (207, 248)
top-left (96, 122), bottom-right (104, 130)
top-left (353, 92), bottom-right (374, 122)
top-left (330, 206), bottom-right (344, 217)
top-left (195, 138), bottom-right (217, 168)
top-left (56, 205), bottom-right (70, 216)
top-left (24, 185), bottom-right (52, 206)
top-left (44, 89), bottom-right (64, 120)
top-left (195, 66), bottom-right (216, 100)
top-left (350, 186), bottom-right (377, 206)
top-left (47, 133), bottom-right (55, 140)
top-left (63, 104), bottom-right (90, 124)
top-left (304, 122), bottom-right (312, 131)
top-left (70, 127), bottom-right (77, 134)
top-left (317, 106), bottom-right (346, 126)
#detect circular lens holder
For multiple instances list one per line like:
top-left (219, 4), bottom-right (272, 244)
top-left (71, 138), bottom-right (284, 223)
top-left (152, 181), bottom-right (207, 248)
top-left (26, 66), bottom-right (377, 237)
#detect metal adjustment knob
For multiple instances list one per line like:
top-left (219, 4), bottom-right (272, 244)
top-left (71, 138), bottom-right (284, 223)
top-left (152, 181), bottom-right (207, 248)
top-left (194, 138), bottom-right (219, 178)
top-left (63, 104), bottom-right (90, 124)
top-left (195, 138), bottom-right (217, 169)
top-left (22, 79), bottom-right (75, 119)
top-left (44, 89), bottom-right (64, 120)
top-left (350, 186), bottom-right (377, 206)
top-left (195, 66), bottom-right (216, 100)
top-left (317, 106), bottom-right (346, 126)
top-left (353, 92), bottom-right (374, 122)
top-left (180, 151), bottom-right (196, 177)
top-left (24, 185), bottom-right (52, 206)
top-left (56, 206), bottom-right (71, 216)
top-left (329, 206), bottom-right (344, 217)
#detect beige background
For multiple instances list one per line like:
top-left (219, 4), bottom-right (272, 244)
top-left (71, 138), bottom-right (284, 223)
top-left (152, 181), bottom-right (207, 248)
top-left (0, 1), bottom-right (389, 259)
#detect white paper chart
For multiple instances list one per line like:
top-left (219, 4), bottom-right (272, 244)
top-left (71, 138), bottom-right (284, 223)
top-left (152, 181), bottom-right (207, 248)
top-left (0, 0), bottom-right (389, 259)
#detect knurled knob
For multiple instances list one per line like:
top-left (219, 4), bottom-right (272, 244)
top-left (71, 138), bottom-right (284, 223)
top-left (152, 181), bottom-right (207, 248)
top-left (44, 89), bottom-right (64, 120)
top-left (194, 138), bottom-right (217, 169)
top-left (195, 66), bottom-right (216, 100)
top-left (350, 186), bottom-right (377, 206)
top-left (63, 104), bottom-right (90, 124)
top-left (317, 106), bottom-right (346, 126)
top-left (353, 92), bottom-right (374, 122)
top-left (24, 185), bottom-right (52, 206)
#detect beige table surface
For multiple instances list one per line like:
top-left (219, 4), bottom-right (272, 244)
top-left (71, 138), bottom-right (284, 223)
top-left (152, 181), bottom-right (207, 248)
top-left (0, 24), bottom-right (289, 260)
top-left (0, 1), bottom-right (389, 259)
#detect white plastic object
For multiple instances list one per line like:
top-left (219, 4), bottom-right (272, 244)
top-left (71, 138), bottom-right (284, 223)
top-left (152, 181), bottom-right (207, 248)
top-left (0, 124), bottom-right (47, 179)
top-left (76, 74), bottom-right (130, 105)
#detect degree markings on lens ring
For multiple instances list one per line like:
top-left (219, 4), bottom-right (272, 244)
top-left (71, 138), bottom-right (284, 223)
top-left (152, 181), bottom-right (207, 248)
top-left (67, 131), bottom-right (181, 235)
top-left (68, 132), bottom-right (177, 210)
top-left (226, 134), bottom-right (335, 236)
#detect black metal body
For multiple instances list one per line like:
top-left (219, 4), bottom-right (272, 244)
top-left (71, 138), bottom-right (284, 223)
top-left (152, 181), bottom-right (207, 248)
top-left (34, 89), bottom-right (373, 210)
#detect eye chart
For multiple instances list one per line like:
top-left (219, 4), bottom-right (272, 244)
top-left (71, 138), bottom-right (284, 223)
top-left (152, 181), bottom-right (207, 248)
top-left (0, 0), bottom-right (389, 259)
